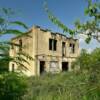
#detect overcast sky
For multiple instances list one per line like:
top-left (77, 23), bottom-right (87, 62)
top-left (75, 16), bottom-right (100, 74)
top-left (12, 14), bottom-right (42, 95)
top-left (0, 0), bottom-right (100, 52)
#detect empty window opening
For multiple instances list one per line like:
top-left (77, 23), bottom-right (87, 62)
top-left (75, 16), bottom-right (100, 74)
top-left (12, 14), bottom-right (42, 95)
top-left (40, 61), bottom-right (45, 74)
top-left (62, 62), bottom-right (68, 71)
top-left (49, 39), bottom-right (52, 50)
top-left (70, 43), bottom-right (75, 53)
top-left (49, 39), bottom-right (57, 51)
top-left (62, 42), bottom-right (66, 56)
top-left (11, 44), bottom-right (14, 49)
top-left (54, 40), bottom-right (57, 51)
top-left (12, 64), bottom-right (15, 72)
top-left (19, 39), bottom-right (22, 51)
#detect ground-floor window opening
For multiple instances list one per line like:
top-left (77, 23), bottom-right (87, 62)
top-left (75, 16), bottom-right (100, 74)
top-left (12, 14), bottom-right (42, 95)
top-left (62, 62), bottom-right (68, 71)
top-left (12, 64), bottom-right (15, 72)
top-left (49, 61), bottom-right (59, 73)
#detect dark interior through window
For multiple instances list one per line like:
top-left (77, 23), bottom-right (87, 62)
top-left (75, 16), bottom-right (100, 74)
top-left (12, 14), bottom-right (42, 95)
top-left (49, 39), bottom-right (57, 51)
top-left (40, 61), bottom-right (45, 74)
top-left (62, 42), bottom-right (66, 56)
top-left (62, 62), bottom-right (68, 71)
top-left (19, 39), bottom-right (22, 51)
top-left (54, 40), bottom-right (57, 51)
top-left (49, 39), bottom-right (52, 50)
top-left (12, 64), bottom-right (15, 72)
top-left (70, 43), bottom-right (75, 53)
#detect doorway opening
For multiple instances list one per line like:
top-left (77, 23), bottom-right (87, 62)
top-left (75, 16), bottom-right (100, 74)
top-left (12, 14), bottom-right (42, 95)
top-left (40, 61), bottom-right (45, 74)
top-left (62, 62), bottom-right (68, 71)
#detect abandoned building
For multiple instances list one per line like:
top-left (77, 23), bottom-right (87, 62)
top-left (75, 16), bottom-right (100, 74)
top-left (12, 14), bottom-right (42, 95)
top-left (9, 26), bottom-right (79, 76)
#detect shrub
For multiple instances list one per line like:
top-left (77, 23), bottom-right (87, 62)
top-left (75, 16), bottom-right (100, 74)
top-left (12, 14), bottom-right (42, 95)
top-left (0, 73), bottom-right (28, 100)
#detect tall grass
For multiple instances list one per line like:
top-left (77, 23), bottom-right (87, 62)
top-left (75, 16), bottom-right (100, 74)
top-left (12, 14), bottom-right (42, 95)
top-left (23, 71), bottom-right (100, 100)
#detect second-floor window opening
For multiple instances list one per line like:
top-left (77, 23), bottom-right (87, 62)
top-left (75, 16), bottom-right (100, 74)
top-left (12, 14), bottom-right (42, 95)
top-left (19, 39), bottom-right (22, 51)
top-left (11, 44), bottom-right (14, 49)
top-left (49, 39), bottom-right (52, 50)
top-left (62, 42), bottom-right (66, 56)
top-left (49, 39), bottom-right (57, 51)
top-left (70, 43), bottom-right (75, 53)
top-left (54, 40), bottom-right (57, 51)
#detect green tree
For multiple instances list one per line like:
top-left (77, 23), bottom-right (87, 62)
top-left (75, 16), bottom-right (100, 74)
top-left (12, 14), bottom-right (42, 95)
top-left (44, 0), bottom-right (100, 43)
top-left (0, 8), bottom-right (33, 73)
top-left (72, 48), bottom-right (100, 72)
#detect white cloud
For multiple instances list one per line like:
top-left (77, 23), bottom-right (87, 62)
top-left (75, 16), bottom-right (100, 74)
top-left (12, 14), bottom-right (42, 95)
top-left (87, 48), bottom-right (92, 53)
top-left (79, 38), bottom-right (84, 43)
top-left (76, 34), bottom-right (87, 43)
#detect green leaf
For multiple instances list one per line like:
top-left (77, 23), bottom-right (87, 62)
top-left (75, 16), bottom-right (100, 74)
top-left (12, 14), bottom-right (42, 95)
top-left (0, 17), bottom-right (5, 24)
top-left (85, 37), bottom-right (91, 44)
top-left (69, 29), bottom-right (75, 36)
top-left (10, 21), bottom-right (28, 29)
top-left (2, 29), bottom-right (24, 35)
top-left (2, 8), bottom-right (14, 15)
top-left (44, 3), bottom-right (70, 35)
top-left (84, 8), bottom-right (90, 15)
top-left (2, 8), bottom-right (9, 14)
top-left (74, 20), bottom-right (81, 29)
top-left (17, 52), bottom-right (34, 61)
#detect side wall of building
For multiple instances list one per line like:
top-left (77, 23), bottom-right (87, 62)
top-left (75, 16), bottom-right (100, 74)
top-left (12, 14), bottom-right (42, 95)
top-left (9, 29), bottom-right (37, 76)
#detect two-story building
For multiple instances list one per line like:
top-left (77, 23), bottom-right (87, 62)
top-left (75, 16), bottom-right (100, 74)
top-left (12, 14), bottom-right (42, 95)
top-left (9, 26), bottom-right (79, 76)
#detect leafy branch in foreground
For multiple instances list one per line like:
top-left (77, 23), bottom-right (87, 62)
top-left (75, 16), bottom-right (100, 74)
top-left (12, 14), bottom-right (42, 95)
top-left (44, 0), bottom-right (100, 43)
top-left (44, 2), bottom-right (75, 36)
top-left (0, 8), bottom-right (28, 36)
top-left (0, 41), bottom-right (34, 72)
top-left (0, 8), bottom-right (33, 72)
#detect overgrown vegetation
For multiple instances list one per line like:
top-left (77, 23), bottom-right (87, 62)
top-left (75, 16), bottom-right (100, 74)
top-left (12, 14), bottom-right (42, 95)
top-left (0, 8), bottom-right (33, 72)
top-left (44, 0), bottom-right (100, 43)
top-left (0, 73), bottom-right (28, 100)
top-left (22, 48), bottom-right (100, 100)
top-left (0, 48), bottom-right (100, 100)
top-left (72, 48), bottom-right (100, 71)
top-left (0, 0), bottom-right (99, 100)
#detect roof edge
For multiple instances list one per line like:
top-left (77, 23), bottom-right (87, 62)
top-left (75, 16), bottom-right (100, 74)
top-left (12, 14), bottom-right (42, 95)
top-left (11, 25), bottom-right (78, 41)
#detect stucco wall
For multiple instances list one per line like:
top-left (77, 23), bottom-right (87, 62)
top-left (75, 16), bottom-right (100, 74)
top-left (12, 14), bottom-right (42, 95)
top-left (9, 26), bottom-right (79, 76)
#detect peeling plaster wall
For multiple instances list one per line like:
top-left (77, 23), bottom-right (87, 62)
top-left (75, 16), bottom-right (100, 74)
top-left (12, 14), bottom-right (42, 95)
top-left (9, 26), bottom-right (79, 76)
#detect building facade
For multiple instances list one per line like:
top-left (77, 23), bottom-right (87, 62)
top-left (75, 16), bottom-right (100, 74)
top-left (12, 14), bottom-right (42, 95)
top-left (9, 26), bottom-right (79, 76)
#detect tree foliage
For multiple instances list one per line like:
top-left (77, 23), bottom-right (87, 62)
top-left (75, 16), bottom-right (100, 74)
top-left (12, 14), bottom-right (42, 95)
top-left (0, 73), bottom-right (28, 100)
top-left (0, 8), bottom-right (33, 72)
top-left (72, 48), bottom-right (100, 71)
top-left (44, 0), bottom-right (100, 43)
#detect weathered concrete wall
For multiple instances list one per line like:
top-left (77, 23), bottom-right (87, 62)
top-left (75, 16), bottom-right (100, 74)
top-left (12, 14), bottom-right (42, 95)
top-left (33, 27), bottom-right (79, 75)
top-left (9, 26), bottom-right (79, 76)
top-left (9, 29), bottom-right (36, 76)
top-left (34, 27), bottom-right (79, 57)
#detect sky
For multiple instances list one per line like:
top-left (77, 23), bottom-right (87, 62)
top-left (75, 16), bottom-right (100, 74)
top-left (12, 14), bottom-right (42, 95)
top-left (0, 0), bottom-right (100, 52)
